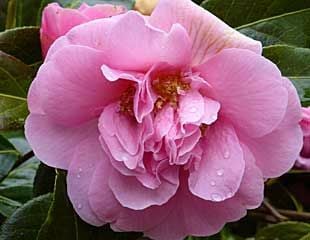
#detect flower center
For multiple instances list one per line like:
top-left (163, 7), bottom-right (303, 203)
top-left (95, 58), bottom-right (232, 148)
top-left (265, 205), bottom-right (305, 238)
top-left (119, 86), bottom-right (135, 116)
top-left (152, 72), bottom-right (190, 110)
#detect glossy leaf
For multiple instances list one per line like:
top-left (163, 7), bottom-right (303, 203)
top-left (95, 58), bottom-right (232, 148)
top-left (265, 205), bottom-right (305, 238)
top-left (256, 222), bottom-right (310, 240)
top-left (0, 195), bottom-right (21, 218)
top-left (0, 135), bottom-right (20, 182)
top-left (33, 163), bottom-right (56, 197)
top-left (201, 0), bottom-right (310, 28)
top-left (238, 8), bottom-right (310, 48)
top-left (0, 27), bottom-right (41, 64)
top-left (263, 45), bottom-right (310, 107)
top-left (0, 194), bottom-right (52, 240)
top-left (0, 158), bottom-right (40, 203)
top-left (0, 51), bottom-right (34, 130)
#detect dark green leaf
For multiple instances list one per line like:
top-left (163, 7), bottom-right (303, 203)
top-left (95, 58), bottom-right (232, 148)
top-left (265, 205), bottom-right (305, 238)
top-left (0, 195), bottom-right (22, 217)
top-left (59, 0), bottom-right (135, 9)
top-left (290, 77), bottom-right (310, 107)
top-left (0, 27), bottom-right (42, 64)
top-left (238, 8), bottom-right (310, 48)
top-left (263, 45), bottom-right (310, 76)
top-left (256, 222), bottom-right (310, 240)
top-left (0, 51), bottom-right (35, 130)
top-left (0, 134), bottom-right (20, 181)
top-left (0, 0), bottom-right (8, 31)
top-left (38, 171), bottom-right (142, 240)
top-left (263, 45), bottom-right (310, 107)
top-left (33, 163), bottom-right (56, 197)
top-left (6, 0), bottom-right (51, 27)
top-left (0, 158), bottom-right (40, 203)
top-left (201, 0), bottom-right (310, 28)
top-left (0, 193), bottom-right (52, 240)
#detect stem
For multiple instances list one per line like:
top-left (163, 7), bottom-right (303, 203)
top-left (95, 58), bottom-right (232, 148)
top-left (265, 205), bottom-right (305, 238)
top-left (263, 199), bottom-right (288, 222)
top-left (13, 150), bottom-right (34, 169)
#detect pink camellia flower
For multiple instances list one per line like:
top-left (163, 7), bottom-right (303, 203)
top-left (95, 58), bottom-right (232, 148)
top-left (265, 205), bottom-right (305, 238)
top-left (296, 107), bottom-right (310, 170)
top-left (25, 0), bottom-right (303, 239)
top-left (40, 2), bottom-right (126, 57)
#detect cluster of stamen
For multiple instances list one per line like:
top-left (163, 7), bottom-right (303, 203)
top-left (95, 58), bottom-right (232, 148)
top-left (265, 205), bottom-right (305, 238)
top-left (119, 86), bottom-right (135, 116)
top-left (152, 72), bottom-right (190, 110)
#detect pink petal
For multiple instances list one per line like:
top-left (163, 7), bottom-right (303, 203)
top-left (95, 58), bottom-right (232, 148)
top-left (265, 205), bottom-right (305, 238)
top-left (88, 160), bottom-right (123, 223)
top-left (25, 114), bottom-right (98, 169)
top-left (149, 0), bottom-right (262, 66)
top-left (154, 105), bottom-right (175, 140)
top-left (80, 4), bottom-right (126, 19)
top-left (145, 177), bottom-right (246, 240)
top-left (300, 107), bottom-right (310, 136)
top-left (188, 121), bottom-right (245, 202)
top-left (63, 11), bottom-right (191, 71)
top-left (32, 45), bottom-right (130, 126)
top-left (67, 134), bottom-right (105, 226)
top-left (236, 144), bottom-right (264, 209)
top-left (179, 91), bottom-right (205, 124)
top-left (109, 167), bottom-right (179, 210)
top-left (41, 3), bottom-right (86, 56)
top-left (246, 79), bottom-right (303, 178)
top-left (196, 48), bottom-right (288, 138)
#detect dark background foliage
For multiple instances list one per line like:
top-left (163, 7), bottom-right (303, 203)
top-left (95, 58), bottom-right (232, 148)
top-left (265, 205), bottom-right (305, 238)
top-left (0, 0), bottom-right (309, 239)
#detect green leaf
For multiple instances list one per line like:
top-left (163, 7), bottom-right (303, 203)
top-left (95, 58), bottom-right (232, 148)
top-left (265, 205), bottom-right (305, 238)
top-left (300, 233), bottom-right (310, 240)
top-left (37, 171), bottom-right (76, 240)
top-left (0, 158), bottom-right (40, 203)
top-left (0, 51), bottom-right (35, 130)
top-left (0, 193), bottom-right (52, 240)
top-left (201, 0), bottom-right (310, 28)
top-left (290, 76), bottom-right (310, 107)
top-left (256, 222), bottom-right (310, 240)
top-left (0, 0), bottom-right (8, 31)
top-left (0, 27), bottom-right (42, 64)
top-left (0, 195), bottom-right (22, 217)
top-left (6, 0), bottom-right (51, 28)
top-left (237, 8), bottom-right (310, 48)
top-left (0, 134), bottom-right (20, 181)
top-left (33, 163), bottom-right (56, 197)
top-left (59, 0), bottom-right (135, 9)
top-left (37, 171), bottom-right (142, 240)
top-left (263, 45), bottom-right (310, 107)
top-left (263, 45), bottom-right (310, 76)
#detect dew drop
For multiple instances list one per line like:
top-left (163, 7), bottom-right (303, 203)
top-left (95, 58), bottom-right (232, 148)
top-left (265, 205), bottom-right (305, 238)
top-left (210, 181), bottom-right (216, 187)
top-left (211, 193), bottom-right (222, 202)
top-left (77, 174), bottom-right (81, 179)
top-left (77, 203), bottom-right (83, 209)
top-left (121, 155), bottom-right (128, 161)
top-left (224, 150), bottom-right (230, 159)
top-left (216, 169), bottom-right (224, 176)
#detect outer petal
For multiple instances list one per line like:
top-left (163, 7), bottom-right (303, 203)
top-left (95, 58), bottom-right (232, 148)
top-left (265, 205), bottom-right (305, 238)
top-left (189, 121), bottom-right (245, 202)
top-left (59, 11), bottom-right (192, 71)
top-left (31, 45), bottom-right (130, 126)
top-left (197, 48), bottom-right (288, 138)
top-left (79, 3), bottom-right (126, 19)
top-left (236, 144), bottom-right (264, 209)
top-left (41, 3), bottom-right (86, 56)
top-left (67, 133), bottom-right (105, 226)
top-left (246, 78), bottom-right (303, 177)
top-left (149, 0), bottom-right (262, 66)
top-left (25, 114), bottom-right (98, 170)
top-left (144, 176), bottom-right (247, 240)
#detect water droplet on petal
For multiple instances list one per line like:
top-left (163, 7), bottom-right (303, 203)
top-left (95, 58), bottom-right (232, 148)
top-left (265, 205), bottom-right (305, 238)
top-left (224, 150), bottom-right (230, 159)
top-left (211, 193), bottom-right (222, 202)
top-left (226, 191), bottom-right (233, 198)
top-left (210, 181), bottom-right (216, 186)
top-left (121, 155), bottom-right (128, 161)
top-left (77, 203), bottom-right (83, 209)
top-left (216, 169), bottom-right (224, 176)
